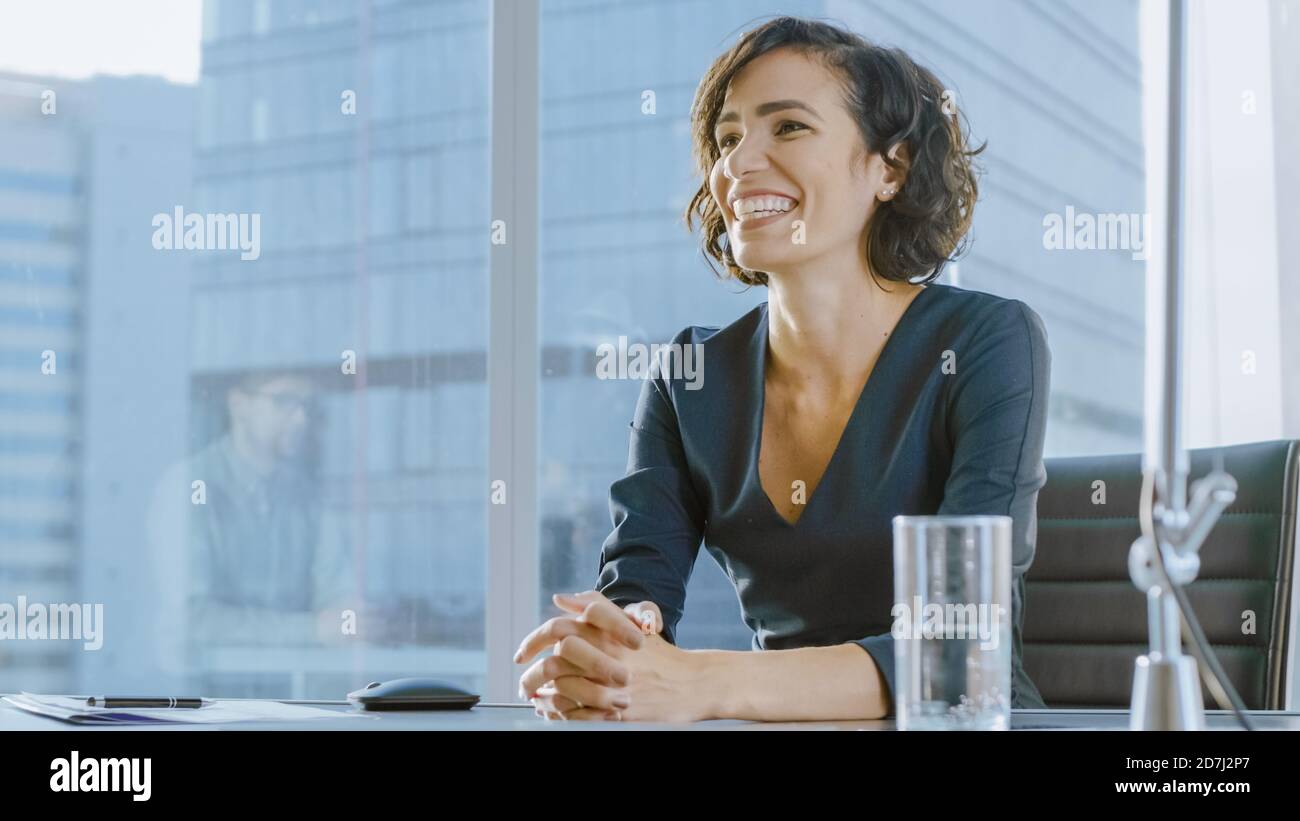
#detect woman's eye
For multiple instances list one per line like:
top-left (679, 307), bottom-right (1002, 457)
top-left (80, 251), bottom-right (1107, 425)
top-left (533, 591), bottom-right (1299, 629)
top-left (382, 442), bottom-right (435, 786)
top-left (717, 121), bottom-right (805, 150)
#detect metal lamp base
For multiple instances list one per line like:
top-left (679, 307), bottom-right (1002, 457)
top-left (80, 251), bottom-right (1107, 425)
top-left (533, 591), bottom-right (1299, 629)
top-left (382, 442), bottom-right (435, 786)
top-left (1130, 654), bottom-right (1204, 730)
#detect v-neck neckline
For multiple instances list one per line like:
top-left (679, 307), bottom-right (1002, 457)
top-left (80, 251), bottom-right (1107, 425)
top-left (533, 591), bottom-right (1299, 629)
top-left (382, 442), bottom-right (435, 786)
top-left (751, 284), bottom-right (934, 528)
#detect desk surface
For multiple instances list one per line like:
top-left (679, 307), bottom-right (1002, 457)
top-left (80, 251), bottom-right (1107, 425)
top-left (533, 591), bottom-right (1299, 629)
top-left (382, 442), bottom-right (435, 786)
top-left (3, 699), bottom-right (1299, 730)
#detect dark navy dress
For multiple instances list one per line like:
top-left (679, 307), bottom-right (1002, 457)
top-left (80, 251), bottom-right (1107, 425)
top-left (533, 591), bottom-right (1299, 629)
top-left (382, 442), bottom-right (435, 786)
top-left (596, 283), bottom-right (1049, 713)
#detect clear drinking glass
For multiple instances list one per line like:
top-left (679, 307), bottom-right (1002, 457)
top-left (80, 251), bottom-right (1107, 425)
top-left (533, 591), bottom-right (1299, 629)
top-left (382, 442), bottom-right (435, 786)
top-left (892, 515), bottom-right (1013, 730)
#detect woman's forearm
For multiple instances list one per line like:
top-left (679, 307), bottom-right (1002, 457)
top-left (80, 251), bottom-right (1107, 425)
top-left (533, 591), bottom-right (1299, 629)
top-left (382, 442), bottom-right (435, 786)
top-left (688, 642), bottom-right (890, 721)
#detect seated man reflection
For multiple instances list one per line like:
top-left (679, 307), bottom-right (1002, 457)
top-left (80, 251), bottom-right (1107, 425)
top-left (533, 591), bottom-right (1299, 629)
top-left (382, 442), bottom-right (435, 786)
top-left (184, 369), bottom-right (353, 648)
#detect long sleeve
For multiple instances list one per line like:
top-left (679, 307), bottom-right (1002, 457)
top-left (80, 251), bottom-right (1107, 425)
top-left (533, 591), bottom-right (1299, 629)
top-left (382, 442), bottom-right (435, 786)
top-left (596, 373), bottom-right (706, 646)
top-left (851, 298), bottom-right (1051, 713)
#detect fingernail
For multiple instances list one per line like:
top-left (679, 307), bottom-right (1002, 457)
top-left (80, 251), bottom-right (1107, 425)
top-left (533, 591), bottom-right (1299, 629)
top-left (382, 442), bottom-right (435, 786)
top-left (614, 696), bottom-right (630, 709)
top-left (513, 650), bottom-right (521, 662)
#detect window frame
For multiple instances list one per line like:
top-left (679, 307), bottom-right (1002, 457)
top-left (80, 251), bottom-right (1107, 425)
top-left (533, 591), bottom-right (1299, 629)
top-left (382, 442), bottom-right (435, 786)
top-left (485, 0), bottom-right (540, 704)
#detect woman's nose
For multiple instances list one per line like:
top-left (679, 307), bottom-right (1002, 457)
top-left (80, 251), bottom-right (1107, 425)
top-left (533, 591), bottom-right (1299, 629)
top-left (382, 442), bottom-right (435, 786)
top-left (723, 135), bottom-right (767, 180)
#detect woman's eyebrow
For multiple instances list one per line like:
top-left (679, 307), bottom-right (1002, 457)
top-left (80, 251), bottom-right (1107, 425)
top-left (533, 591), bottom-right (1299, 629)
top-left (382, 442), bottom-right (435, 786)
top-left (715, 99), bottom-right (823, 129)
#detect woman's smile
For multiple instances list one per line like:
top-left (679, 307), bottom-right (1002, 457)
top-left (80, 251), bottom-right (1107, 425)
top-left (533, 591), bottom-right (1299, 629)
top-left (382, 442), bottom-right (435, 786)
top-left (730, 190), bottom-right (801, 232)
top-left (734, 201), bottom-right (799, 232)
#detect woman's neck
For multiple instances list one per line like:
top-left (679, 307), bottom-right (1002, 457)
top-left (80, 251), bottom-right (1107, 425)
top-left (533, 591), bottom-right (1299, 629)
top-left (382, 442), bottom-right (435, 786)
top-left (765, 259), bottom-right (924, 389)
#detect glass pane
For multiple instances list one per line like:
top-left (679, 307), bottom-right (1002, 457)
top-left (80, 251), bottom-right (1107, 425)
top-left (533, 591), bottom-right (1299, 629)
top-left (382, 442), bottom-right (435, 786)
top-left (0, 0), bottom-right (491, 698)
top-left (1178, 0), bottom-right (1297, 447)
top-left (537, 0), bottom-right (1151, 651)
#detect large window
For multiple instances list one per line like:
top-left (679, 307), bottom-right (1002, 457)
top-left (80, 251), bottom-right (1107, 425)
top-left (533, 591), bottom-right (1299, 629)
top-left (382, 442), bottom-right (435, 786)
top-left (0, 0), bottom-right (492, 699)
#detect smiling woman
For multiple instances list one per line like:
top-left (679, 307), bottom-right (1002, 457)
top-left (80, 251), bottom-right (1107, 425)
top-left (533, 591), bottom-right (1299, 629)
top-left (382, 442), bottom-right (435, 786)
top-left (517, 15), bottom-right (1050, 723)
top-left (687, 16), bottom-right (984, 289)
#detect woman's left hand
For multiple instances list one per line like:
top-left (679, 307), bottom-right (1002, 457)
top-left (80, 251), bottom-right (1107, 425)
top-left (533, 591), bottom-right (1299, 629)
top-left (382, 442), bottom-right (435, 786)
top-left (524, 590), bottom-right (713, 723)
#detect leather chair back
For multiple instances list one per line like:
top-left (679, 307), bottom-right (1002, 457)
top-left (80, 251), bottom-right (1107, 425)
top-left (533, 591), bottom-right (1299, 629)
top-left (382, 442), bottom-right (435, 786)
top-left (1025, 440), bottom-right (1298, 709)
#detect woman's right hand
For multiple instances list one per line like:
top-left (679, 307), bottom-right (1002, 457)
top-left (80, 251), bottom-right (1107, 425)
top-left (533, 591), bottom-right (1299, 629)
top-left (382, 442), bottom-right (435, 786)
top-left (514, 592), bottom-right (664, 720)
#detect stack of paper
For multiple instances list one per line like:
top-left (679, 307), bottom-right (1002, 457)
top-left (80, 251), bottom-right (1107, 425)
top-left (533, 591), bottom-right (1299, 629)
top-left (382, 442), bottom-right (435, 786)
top-left (2, 693), bottom-right (366, 725)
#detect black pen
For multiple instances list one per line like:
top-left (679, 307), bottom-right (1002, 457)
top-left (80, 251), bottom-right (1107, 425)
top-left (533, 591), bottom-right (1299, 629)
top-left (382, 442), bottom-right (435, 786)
top-left (86, 697), bottom-right (208, 708)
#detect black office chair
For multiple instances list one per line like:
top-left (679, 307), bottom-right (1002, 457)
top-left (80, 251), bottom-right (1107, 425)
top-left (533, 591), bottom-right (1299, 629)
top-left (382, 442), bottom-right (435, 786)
top-left (1024, 439), bottom-right (1298, 709)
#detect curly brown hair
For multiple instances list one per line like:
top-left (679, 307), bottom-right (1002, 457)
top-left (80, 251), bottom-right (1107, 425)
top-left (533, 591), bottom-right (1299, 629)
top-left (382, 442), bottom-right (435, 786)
top-left (685, 16), bottom-right (985, 288)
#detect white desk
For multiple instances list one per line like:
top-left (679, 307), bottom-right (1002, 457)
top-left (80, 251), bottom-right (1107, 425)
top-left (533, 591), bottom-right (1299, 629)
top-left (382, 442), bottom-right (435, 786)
top-left (3, 699), bottom-right (1298, 731)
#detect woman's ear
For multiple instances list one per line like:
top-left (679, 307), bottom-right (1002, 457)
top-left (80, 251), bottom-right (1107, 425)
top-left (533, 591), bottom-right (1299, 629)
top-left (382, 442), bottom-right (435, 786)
top-left (879, 141), bottom-right (911, 201)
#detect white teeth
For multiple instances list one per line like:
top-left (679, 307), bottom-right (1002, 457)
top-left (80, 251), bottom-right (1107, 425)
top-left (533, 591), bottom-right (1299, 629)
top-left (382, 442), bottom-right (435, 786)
top-left (733, 195), bottom-right (797, 221)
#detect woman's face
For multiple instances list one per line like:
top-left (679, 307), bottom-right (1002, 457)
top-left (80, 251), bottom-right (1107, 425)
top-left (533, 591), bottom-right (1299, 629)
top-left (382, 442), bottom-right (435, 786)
top-left (708, 47), bottom-right (898, 278)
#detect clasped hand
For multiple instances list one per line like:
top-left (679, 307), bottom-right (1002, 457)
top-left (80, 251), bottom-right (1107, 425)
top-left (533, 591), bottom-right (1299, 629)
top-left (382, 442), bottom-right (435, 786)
top-left (513, 590), bottom-right (708, 722)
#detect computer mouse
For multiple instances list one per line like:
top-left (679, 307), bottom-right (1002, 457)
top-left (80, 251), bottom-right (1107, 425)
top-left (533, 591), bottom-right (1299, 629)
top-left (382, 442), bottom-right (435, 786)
top-left (346, 677), bottom-right (480, 711)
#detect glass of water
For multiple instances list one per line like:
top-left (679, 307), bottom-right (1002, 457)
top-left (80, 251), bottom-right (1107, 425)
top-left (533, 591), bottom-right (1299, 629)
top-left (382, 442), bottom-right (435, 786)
top-left (891, 515), bottom-right (1012, 730)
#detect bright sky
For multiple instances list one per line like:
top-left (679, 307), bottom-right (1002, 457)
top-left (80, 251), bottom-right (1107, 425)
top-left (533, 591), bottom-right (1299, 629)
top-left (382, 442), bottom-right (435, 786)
top-left (0, 0), bottom-right (203, 84)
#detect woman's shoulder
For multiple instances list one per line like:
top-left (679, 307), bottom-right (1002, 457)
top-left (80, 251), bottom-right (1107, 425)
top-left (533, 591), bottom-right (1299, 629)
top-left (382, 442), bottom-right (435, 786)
top-left (918, 283), bottom-right (1048, 346)
top-left (664, 301), bottom-right (766, 350)
top-left (638, 302), bottom-right (766, 411)
top-left (920, 282), bottom-right (1039, 322)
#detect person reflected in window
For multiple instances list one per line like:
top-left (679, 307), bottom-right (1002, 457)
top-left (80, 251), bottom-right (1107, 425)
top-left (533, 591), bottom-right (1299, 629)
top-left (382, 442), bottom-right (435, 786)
top-left (515, 17), bottom-right (1050, 722)
top-left (148, 369), bottom-right (357, 670)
